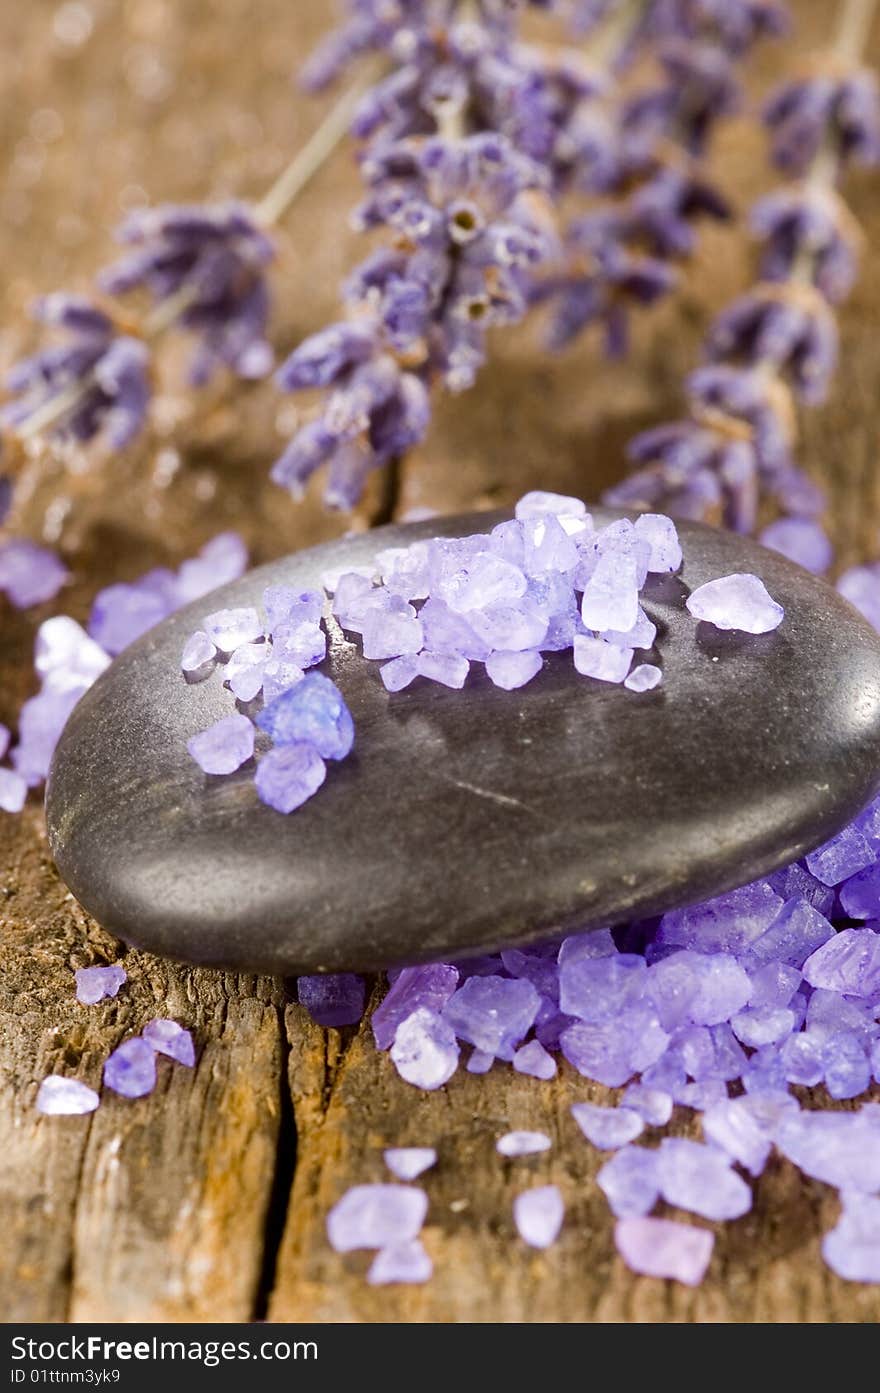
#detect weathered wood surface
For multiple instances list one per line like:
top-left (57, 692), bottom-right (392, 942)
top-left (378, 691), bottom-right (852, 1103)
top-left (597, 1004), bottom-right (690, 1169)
top-left (1, 0), bottom-right (879, 1323)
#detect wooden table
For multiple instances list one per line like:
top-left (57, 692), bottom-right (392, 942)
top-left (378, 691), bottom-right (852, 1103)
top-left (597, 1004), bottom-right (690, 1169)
top-left (2, 0), bottom-right (879, 1323)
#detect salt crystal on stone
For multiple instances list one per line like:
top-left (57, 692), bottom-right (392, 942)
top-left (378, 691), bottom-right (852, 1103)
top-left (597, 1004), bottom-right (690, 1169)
top-left (805, 825), bottom-right (875, 886)
top-left (373, 965), bottom-right (460, 1051)
top-left (255, 743), bottom-right (327, 813)
top-left (602, 608), bottom-right (657, 650)
top-left (615, 1217), bottom-right (714, 1285)
top-left (621, 1084), bottom-right (673, 1127)
top-left (188, 713), bottom-right (254, 775)
top-left (103, 1038), bottom-right (157, 1098)
top-left (225, 642), bottom-right (267, 702)
top-left (747, 897), bottom-right (835, 967)
top-left (202, 606), bottom-right (263, 653)
top-left (380, 654), bottom-right (419, 692)
top-left (256, 673), bottom-right (353, 760)
top-left (0, 768), bottom-right (28, 813)
top-left (803, 928), bottom-right (880, 997)
top-left (572, 634), bottom-right (632, 684)
top-left (272, 620), bottom-right (326, 671)
top-left (685, 573), bottom-right (783, 633)
top-left (581, 551), bottom-right (640, 633)
top-left (384, 1148), bottom-right (437, 1181)
top-left (36, 1075), bottom-right (100, 1115)
top-left (362, 601), bottom-right (423, 660)
top-left (327, 1184), bottom-right (428, 1252)
top-left (839, 864), bottom-right (880, 919)
top-left (776, 1107), bottom-right (880, 1193)
top-left (298, 973), bottom-right (365, 1027)
top-left (264, 586), bottom-right (323, 634)
top-left (442, 975), bottom-right (540, 1060)
top-left (648, 950), bottom-right (751, 1029)
top-left (497, 1131), bottom-right (551, 1157)
top-left (367, 1239), bottom-right (433, 1285)
top-left (513, 1040), bottom-right (557, 1080)
top-left (822, 1194), bottom-right (880, 1283)
top-left (515, 490), bottom-right (587, 521)
top-left (142, 1018), bottom-right (196, 1066)
top-left (261, 658), bottom-right (305, 702)
top-left (624, 664), bottom-right (662, 693)
top-left (768, 863), bottom-right (836, 917)
top-left (391, 1008), bottom-right (459, 1089)
top-left (657, 1138), bottom-right (752, 1220)
top-left (35, 616), bottom-right (110, 688)
top-left (520, 515), bottom-right (578, 575)
top-left (572, 1102), bottom-right (644, 1150)
top-left (181, 629), bottom-right (216, 675)
top-left (702, 1098), bottom-right (772, 1176)
top-left (486, 649), bottom-right (542, 690)
top-left (75, 964), bottom-right (126, 1005)
top-left (597, 1146), bottom-right (660, 1218)
top-left (417, 651), bottom-right (470, 688)
top-left (657, 880), bottom-right (783, 954)
top-left (634, 513), bottom-right (683, 573)
top-left (419, 598), bottom-right (490, 660)
top-left (513, 1186), bottom-right (565, 1249)
top-left (0, 539), bottom-right (69, 608)
top-left (469, 599), bottom-right (548, 653)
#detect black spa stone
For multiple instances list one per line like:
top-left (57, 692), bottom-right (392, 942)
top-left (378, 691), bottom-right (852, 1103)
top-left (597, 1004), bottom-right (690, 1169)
top-left (45, 509), bottom-right (880, 975)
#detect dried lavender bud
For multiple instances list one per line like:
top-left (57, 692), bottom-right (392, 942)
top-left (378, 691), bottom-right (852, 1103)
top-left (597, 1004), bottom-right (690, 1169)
top-left (764, 66), bottom-right (880, 174)
top-left (100, 203), bottom-right (275, 384)
top-left (2, 294), bottom-right (151, 447)
top-left (706, 284), bottom-right (838, 405)
top-left (751, 187), bottom-right (862, 303)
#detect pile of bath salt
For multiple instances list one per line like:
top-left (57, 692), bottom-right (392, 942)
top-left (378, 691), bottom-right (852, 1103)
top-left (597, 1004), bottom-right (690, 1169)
top-left (313, 802), bottom-right (880, 1288)
top-left (0, 533), bottom-right (248, 813)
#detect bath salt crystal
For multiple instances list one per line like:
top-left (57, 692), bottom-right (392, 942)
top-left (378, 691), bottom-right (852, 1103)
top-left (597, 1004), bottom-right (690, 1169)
top-left (261, 658), bottom-right (305, 702)
top-left (372, 965), bottom-right (460, 1051)
top-left (656, 1138), bottom-right (752, 1220)
top-left (175, 533), bottom-right (248, 602)
top-left (559, 953), bottom-right (646, 1023)
top-left (75, 964), bottom-right (126, 1005)
top-left (648, 950), bottom-right (751, 1029)
top-left (513, 1040), bottom-right (557, 1080)
top-left (180, 630), bottom-right (216, 673)
top-left (485, 649), bottom-right (542, 690)
top-left (0, 768), bottom-right (28, 813)
top-left (297, 973), bottom-right (365, 1027)
top-left (633, 513), bottom-right (682, 573)
top-left (520, 515), bottom-right (579, 575)
top-left (823, 1032), bottom-right (871, 1101)
top-left (597, 1146), bottom-right (660, 1218)
top-left (621, 1084), bottom-right (673, 1127)
top-left (439, 552), bottom-right (528, 614)
top-left (615, 1217), bottom-right (714, 1285)
top-left (256, 673), bottom-right (353, 760)
top-left (776, 1107), bottom-right (880, 1193)
top-left (36, 1075), bottom-right (100, 1115)
top-left (602, 608), bottom-right (657, 650)
top-left (225, 642), bottom-right (267, 701)
top-left (254, 742), bottom-right (326, 813)
top-left (731, 1005), bottom-right (796, 1048)
top-left (202, 606), bottom-right (263, 653)
top-left (686, 573), bottom-right (783, 633)
top-left (34, 617), bottom-right (110, 688)
top-left (624, 664), bottom-right (662, 692)
top-left (747, 897), bottom-right (835, 967)
top-left (0, 540), bottom-right (69, 608)
top-left (142, 1018), bottom-right (196, 1066)
top-left (802, 928), bottom-right (880, 997)
top-left (467, 1049), bottom-right (495, 1074)
top-left (380, 654), bottom-right (419, 692)
top-left (361, 602), bottom-right (423, 660)
top-left (497, 1131), bottom-right (551, 1158)
top-left (187, 713), bottom-right (254, 776)
top-left (822, 1194), bottom-right (880, 1283)
top-left (780, 1031), bottom-right (824, 1086)
top-left (657, 880), bottom-right (783, 954)
top-left (263, 586), bottom-right (323, 634)
top-left (572, 634), bottom-right (632, 684)
top-left (572, 1102), bottom-right (644, 1150)
top-left (442, 975), bottom-right (540, 1059)
top-left (515, 490), bottom-right (587, 521)
top-left (390, 1008), bottom-right (459, 1090)
top-left (326, 1184), bottom-right (428, 1252)
top-left (323, 563), bottom-right (376, 596)
top-left (417, 650), bottom-right (470, 688)
top-left (580, 552), bottom-right (640, 633)
top-left (103, 1038), bottom-right (157, 1099)
top-left (701, 1098), bottom-right (772, 1176)
top-left (384, 1148), bottom-right (437, 1181)
top-left (367, 1239), bottom-right (433, 1285)
top-left (805, 825), bottom-right (875, 886)
top-left (513, 1186), bottom-right (565, 1249)
top-left (839, 863), bottom-right (880, 919)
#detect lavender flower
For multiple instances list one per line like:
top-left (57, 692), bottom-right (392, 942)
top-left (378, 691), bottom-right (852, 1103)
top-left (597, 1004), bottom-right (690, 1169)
top-left (764, 67), bottom-right (880, 174)
top-left (2, 295), bottom-right (151, 447)
top-left (705, 284), bottom-right (838, 405)
top-left (99, 203), bottom-right (275, 385)
top-left (751, 188), bottom-right (862, 303)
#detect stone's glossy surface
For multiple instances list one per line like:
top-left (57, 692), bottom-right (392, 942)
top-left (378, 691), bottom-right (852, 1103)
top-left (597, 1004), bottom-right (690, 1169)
top-left (46, 510), bottom-right (880, 975)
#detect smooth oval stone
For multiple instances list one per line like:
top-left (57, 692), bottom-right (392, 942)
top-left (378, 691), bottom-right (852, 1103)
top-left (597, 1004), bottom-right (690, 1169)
top-left (46, 510), bottom-right (880, 974)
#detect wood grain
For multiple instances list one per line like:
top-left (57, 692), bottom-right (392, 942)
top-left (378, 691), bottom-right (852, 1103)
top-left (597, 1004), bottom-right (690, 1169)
top-left (1, 0), bottom-right (879, 1323)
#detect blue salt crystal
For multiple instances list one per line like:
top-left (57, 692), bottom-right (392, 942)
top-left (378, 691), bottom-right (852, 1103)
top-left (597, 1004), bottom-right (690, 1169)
top-left (512, 1040), bottom-right (557, 1079)
top-left (257, 673), bottom-right (353, 760)
top-left (823, 1031), bottom-right (871, 1100)
top-left (36, 1075), bottom-right (100, 1116)
top-left (500, 947), bottom-right (560, 1003)
top-left (780, 1031), bottom-right (825, 1086)
top-left (298, 973), bottom-right (365, 1027)
top-left (361, 599), bottom-right (423, 660)
top-left (180, 629), bottom-right (216, 674)
top-left (438, 551), bottom-right (528, 615)
top-left (384, 1148), bottom-right (437, 1181)
top-left (580, 551), bottom-right (640, 634)
top-left (602, 607), bottom-right (657, 651)
top-left (261, 658), bottom-right (305, 702)
top-left (686, 573), bottom-right (784, 633)
top-left (88, 579), bottom-right (171, 655)
top-left (822, 1193), bottom-right (880, 1283)
top-left (373, 965), bottom-right (460, 1051)
top-left (225, 642), bottom-right (267, 702)
top-left (803, 928), bottom-right (880, 997)
top-left (840, 864), bottom-right (880, 919)
top-left (327, 1184), bottom-right (428, 1253)
top-left (390, 1008), bottom-right (460, 1089)
top-left (202, 606), bottom-right (263, 653)
top-left (807, 988), bottom-right (878, 1044)
top-left (103, 1038), bottom-right (157, 1099)
top-left (515, 490), bottom-right (588, 521)
top-left (647, 950), bottom-right (751, 1030)
top-left (615, 1217), bottom-right (714, 1285)
top-left (777, 1106), bottom-right (880, 1193)
top-left (621, 1084), bottom-right (673, 1127)
top-left (558, 929), bottom-right (617, 964)
top-left (597, 1146), bottom-right (660, 1218)
top-left (634, 513), bottom-right (682, 573)
top-left (767, 864), bottom-right (836, 917)
top-left (572, 634), bottom-right (632, 684)
top-left (519, 514), bottom-right (578, 576)
top-left (513, 1186), bottom-right (565, 1249)
top-left (380, 654), bottom-right (419, 692)
top-left (485, 649), bottom-right (542, 689)
top-left (497, 1131), bottom-right (551, 1157)
top-left (417, 651), bottom-right (469, 688)
top-left (367, 1239), bottom-right (433, 1285)
top-left (747, 897), bottom-right (835, 967)
top-left (75, 964), bottom-right (126, 1005)
top-left (263, 585), bottom-right (323, 634)
top-left (418, 597), bottom-right (490, 660)
top-left (747, 961), bottom-right (802, 1008)
top-left (467, 1049), bottom-right (495, 1074)
top-left (187, 712), bottom-right (254, 775)
top-left (469, 599), bottom-right (548, 652)
top-left (805, 825), bottom-right (875, 886)
top-left (442, 975), bottom-right (540, 1060)
top-left (571, 1102), bottom-right (644, 1150)
top-left (255, 743), bottom-right (326, 813)
top-left (741, 1044), bottom-right (789, 1096)
top-left (624, 664), bottom-right (662, 692)
top-left (657, 881), bottom-right (783, 954)
top-left (560, 1009), bottom-right (668, 1089)
top-left (656, 1138), bottom-right (752, 1220)
top-left (272, 619), bottom-right (326, 670)
top-left (559, 953), bottom-right (647, 1024)
top-left (142, 1018), bottom-right (196, 1066)
top-left (701, 1098), bottom-right (772, 1176)
top-left (731, 1005), bottom-right (796, 1048)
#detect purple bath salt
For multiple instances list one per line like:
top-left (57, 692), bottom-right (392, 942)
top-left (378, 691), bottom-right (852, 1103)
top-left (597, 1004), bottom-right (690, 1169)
top-left (442, 975), bottom-right (540, 1060)
top-left (485, 649), bottom-right (542, 690)
top-left (0, 539), bottom-right (69, 609)
top-left (202, 606), bottom-right (263, 653)
top-left (75, 964), bottom-right (126, 1005)
top-left (142, 1018), bottom-right (196, 1066)
top-left (0, 768), bottom-right (28, 813)
top-left (823, 1032), bottom-right (871, 1101)
top-left (615, 1217), bottom-right (714, 1286)
top-left (467, 1049), bottom-right (495, 1074)
top-left (621, 1084), bottom-right (673, 1128)
top-left (571, 1102), bottom-right (644, 1150)
top-left (805, 825), bottom-right (875, 886)
top-left (649, 950), bottom-right (752, 1029)
top-left (731, 1005), bottom-right (796, 1048)
top-left (497, 1131), bottom-right (551, 1158)
top-left (327, 1184), bottom-right (428, 1253)
top-left (298, 973), bottom-right (365, 1028)
top-left (776, 1106), bottom-right (880, 1193)
top-left (685, 573), bottom-right (783, 633)
top-left (802, 928), bottom-right (880, 997)
top-left (624, 664), bottom-right (662, 693)
top-left (254, 742), bottom-right (326, 813)
top-left (559, 952), bottom-right (646, 1024)
top-left (373, 965), bottom-right (459, 1051)
top-left (823, 1194), bottom-right (880, 1283)
top-left (747, 897), bottom-right (835, 967)
top-left (367, 1239), bottom-right (433, 1285)
top-left (839, 864), bottom-right (880, 919)
top-left (361, 601), bottom-right (423, 660)
top-left (633, 513), bottom-right (683, 573)
top-left (272, 619), bottom-right (326, 670)
top-left (513, 1040), bottom-right (557, 1080)
top-left (701, 1098), bottom-right (772, 1176)
top-left (417, 650), bottom-right (469, 688)
top-left (384, 1148), bottom-right (437, 1181)
top-left (597, 1147), bottom-right (660, 1219)
top-left (380, 654), bottom-right (419, 692)
top-left (256, 672), bottom-right (353, 760)
top-left (513, 1186), bottom-right (565, 1249)
top-left (390, 1008), bottom-right (459, 1090)
top-left (225, 642), bottom-right (267, 702)
top-left (188, 712), bottom-right (254, 776)
top-left (515, 490), bottom-right (588, 522)
top-left (656, 1138), bottom-right (752, 1220)
top-left (103, 1038), bottom-right (157, 1099)
top-left (572, 634), bottom-right (632, 684)
top-left (180, 629), bottom-right (216, 674)
top-left (36, 1075), bottom-right (100, 1116)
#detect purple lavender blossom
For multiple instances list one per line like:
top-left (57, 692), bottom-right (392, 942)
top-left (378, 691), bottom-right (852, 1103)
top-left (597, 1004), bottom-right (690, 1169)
top-left (100, 203), bottom-right (275, 385)
top-left (752, 188), bottom-right (862, 303)
top-left (706, 285), bottom-right (838, 405)
top-left (2, 295), bottom-right (151, 447)
top-left (764, 67), bottom-right (880, 174)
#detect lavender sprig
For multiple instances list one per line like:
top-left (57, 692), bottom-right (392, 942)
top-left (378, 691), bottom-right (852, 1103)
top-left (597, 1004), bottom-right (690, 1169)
top-left (607, 0), bottom-right (880, 558)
